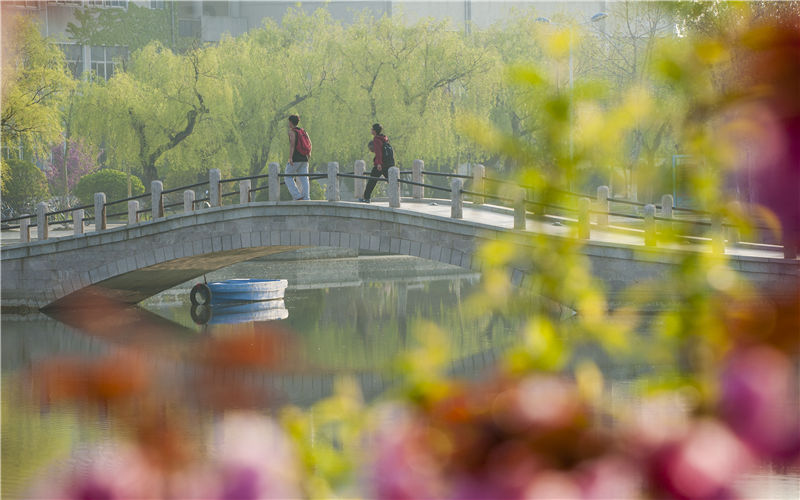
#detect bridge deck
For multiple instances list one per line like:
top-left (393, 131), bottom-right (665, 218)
top-left (0, 198), bottom-right (789, 261)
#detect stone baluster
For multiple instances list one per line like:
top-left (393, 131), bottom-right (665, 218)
top-left (660, 194), bottom-right (673, 236)
top-left (578, 197), bottom-right (591, 239)
top-left (784, 238), bottom-right (798, 260)
top-left (209, 169), bottom-right (221, 207)
top-left (73, 209), bottom-right (84, 235)
top-left (268, 162), bottom-right (279, 202)
top-left (37, 202), bottom-right (48, 240)
top-left (354, 160), bottom-right (366, 200)
top-left (94, 193), bottom-right (106, 232)
top-left (412, 159), bottom-right (424, 199)
top-left (128, 201), bottom-right (139, 224)
top-left (712, 214), bottom-right (725, 254)
top-left (728, 201), bottom-right (741, 245)
top-left (644, 204), bottom-right (656, 247)
top-left (388, 166), bottom-right (400, 208)
top-left (240, 180), bottom-right (251, 204)
top-left (327, 162), bottom-right (340, 202)
top-left (514, 188), bottom-right (526, 230)
top-left (151, 180), bottom-right (164, 219)
top-left (596, 186), bottom-right (609, 228)
top-left (472, 164), bottom-right (485, 205)
top-left (451, 178), bottom-right (463, 219)
top-left (20, 215), bottom-right (30, 243)
top-left (184, 190), bottom-right (195, 213)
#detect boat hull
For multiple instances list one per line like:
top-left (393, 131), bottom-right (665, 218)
top-left (190, 279), bottom-right (288, 305)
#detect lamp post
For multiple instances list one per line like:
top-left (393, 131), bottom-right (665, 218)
top-left (536, 13), bottom-right (608, 167)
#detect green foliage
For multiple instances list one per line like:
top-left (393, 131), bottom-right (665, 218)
top-left (73, 169), bottom-right (144, 206)
top-left (0, 158), bottom-right (50, 214)
top-left (1, 15), bottom-right (75, 158)
top-left (67, 4), bottom-right (194, 55)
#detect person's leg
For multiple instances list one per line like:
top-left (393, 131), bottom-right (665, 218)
top-left (362, 166), bottom-right (382, 201)
top-left (285, 162), bottom-right (301, 200)
top-left (298, 162), bottom-right (310, 200)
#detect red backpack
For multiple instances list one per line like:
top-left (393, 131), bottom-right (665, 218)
top-left (294, 127), bottom-right (312, 156)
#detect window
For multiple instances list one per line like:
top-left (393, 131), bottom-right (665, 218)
top-left (203, 1), bottom-right (228, 17)
top-left (86, 0), bottom-right (127, 8)
top-left (90, 45), bottom-right (128, 80)
top-left (6, 1), bottom-right (42, 9)
top-left (149, 0), bottom-right (166, 9)
top-left (178, 19), bottom-right (201, 38)
top-left (1, 140), bottom-right (24, 161)
top-left (59, 43), bottom-right (83, 78)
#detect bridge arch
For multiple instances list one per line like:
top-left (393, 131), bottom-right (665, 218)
top-left (2, 202), bottom-right (494, 309)
top-left (2, 201), bottom-right (796, 310)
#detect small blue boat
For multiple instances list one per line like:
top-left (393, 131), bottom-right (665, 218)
top-left (190, 278), bottom-right (288, 305)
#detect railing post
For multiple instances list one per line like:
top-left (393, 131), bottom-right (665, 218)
top-left (472, 164), bottom-right (485, 205)
top-left (73, 209), bottom-right (84, 235)
top-left (268, 162), bottom-right (279, 202)
top-left (784, 238), bottom-right (798, 260)
top-left (127, 201), bottom-right (139, 224)
top-left (711, 213), bottom-right (725, 254)
top-left (209, 169), bottom-right (221, 207)
top-left (451, 178), bottom-right (463, 219)
top-left (239, 180), bottom-right (251, 204)
top-left (151, 180), bottom-right (164, 220)
top-left (36, 202), bottom-right (48, 240)
top-left (184, 190), bottom-right (195, 213)
top-left (327, 162), bottom-right (340, 202)
top-left (20, 215), bottom-right (30, 243)
top-left (514, 188), bottom-right (526, 230)
top-left (644, 204), bottom-right (656, 247)
top-left (728, 201), bottom-right (740, 245)
top-left (354, 160), bottom-right (366, 200)
top-left (660, 194), bottom-right (673, 236)
top-left (388, 166), bottom-right (400, 208)
top-left (412, 159), bottom-right (423, 199)
top-left (578, 197), bottom-right (591, 239)
top-left (94, 193), bottom-right (106, 232)
top-left (596, 186), bottom-right (609, 228)
top-left (660, 194), bottom-right (673, 218)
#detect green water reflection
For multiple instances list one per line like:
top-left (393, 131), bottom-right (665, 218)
top-left (1, 254), bottom-right (520, 498)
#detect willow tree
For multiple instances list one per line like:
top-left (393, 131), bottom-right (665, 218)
top-left (322, 13), bottom-right (491, 170)
top-left (1, 15), bottom-right (75, 158)
top-left (210, 9), bottom-right (343, 178)
top-left (73, 42), bottom-right (231, 185)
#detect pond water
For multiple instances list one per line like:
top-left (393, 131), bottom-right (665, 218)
top-left (1, 253), bottom-right (521, 498)
top-left (2, 252), bottom-right (797, 499)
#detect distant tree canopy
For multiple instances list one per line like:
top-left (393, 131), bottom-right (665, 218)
top-left (1, 158), bottom-right (50, 214)
top-left (73, 169), bottom-right (144, 206)
top-left (4, 1), bottom-right (799, 205)
top-left (1, 15), bottom-right (75, 158)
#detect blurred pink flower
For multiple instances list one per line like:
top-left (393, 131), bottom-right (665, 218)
top-left (27, 443), bottom-right (162, 500)
top-left (213, 412), bottom-right (302, 499)
top-left (646, 419), bottom-right (753, 500)
top-left (371, 406), bottom-right (446, 500)
top-left (730, 19), bottom-right (800, 255)
top-left (719, 346), bottom-right (800, 463)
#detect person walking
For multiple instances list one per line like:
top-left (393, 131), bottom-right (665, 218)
top-left (286, 114), bottom-right (311, 200)
top-left (358, 123), bottom-right (393, 203)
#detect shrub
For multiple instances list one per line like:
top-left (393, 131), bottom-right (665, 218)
top-left (0, 158), bottom-right (50, 215)
top-left (73, 169), bottom-right (145, 206)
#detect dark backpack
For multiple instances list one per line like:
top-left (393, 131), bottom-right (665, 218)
top-left (381, 140), bottom-right (395, 167)
top-left (294, 127), bottom-right (312, 156)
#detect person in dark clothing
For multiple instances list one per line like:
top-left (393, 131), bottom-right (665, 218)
top-left (358, 123), bottom-right (390, 203)
top-left (286, 114), bottom-right (310, 200)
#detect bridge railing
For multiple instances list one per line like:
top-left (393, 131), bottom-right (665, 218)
top-left (1, 162), bottom-right (794, 259)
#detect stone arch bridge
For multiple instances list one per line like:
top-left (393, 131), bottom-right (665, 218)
top-left (1, 201), bottom-right (796, 310)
